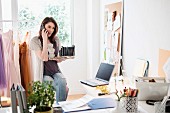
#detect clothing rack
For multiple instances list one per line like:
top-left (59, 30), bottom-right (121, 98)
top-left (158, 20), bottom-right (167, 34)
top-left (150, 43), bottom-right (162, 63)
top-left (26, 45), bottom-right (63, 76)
top-left (0, 20), bottom-right (16, 22)
top-left (0, 20), bottom-right (37, 31)
top-left (0, 20), bottom-right (36, 23)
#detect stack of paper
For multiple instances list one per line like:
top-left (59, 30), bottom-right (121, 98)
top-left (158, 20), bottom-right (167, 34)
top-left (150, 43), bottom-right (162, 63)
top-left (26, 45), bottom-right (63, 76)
top-left (133, 59), bottom-right (149, 77)
top-left (56, 95), bottom-right (116, 112)
top-left (57, 95), bottom-right (93, 112)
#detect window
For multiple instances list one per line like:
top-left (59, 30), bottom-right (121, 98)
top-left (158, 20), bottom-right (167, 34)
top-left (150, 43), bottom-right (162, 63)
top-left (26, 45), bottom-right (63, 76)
top-left (0, 0), bottom-right (73, 46)
top-left (0, 0), bottom-right (12, 31)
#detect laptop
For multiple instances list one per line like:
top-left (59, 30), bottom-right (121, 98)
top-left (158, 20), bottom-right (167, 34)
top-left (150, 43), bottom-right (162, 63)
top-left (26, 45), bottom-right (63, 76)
top-left (136, 82), bottom-right (170, 101)
top-left (80, 63), bottom-right (114, 87)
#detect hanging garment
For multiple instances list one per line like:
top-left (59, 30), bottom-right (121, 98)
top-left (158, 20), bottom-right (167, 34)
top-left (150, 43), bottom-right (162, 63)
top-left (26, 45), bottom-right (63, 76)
top-left (19, 41), bottom-right (33, 93)
top-left (13, 32), bottom-right (21, 86)
top-left (2, 30), bottom-right (21, 97)
top-left (0, 34), bottom-right (6, 89)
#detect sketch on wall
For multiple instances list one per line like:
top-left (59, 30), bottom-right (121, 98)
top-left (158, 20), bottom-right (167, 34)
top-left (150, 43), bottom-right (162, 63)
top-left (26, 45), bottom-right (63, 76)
top-left (103, 1), bottom-right (123, 76)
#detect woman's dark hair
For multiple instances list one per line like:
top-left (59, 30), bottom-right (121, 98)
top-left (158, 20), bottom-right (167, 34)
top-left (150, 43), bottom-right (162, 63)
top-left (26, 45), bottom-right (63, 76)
top-left (38, 17), bottom-right (58, 46)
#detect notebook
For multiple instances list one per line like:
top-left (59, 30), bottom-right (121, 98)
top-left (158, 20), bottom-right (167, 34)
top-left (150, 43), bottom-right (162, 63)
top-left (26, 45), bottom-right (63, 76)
top-left (136, 82), bottom-right (170, 101)
top-left (80, 63), bottom-right (114, 87)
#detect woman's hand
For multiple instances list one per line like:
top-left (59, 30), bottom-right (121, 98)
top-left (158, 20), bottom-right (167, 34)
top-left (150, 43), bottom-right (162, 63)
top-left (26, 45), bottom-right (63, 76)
top-left (40, 29), bottom-right (49, 61)
top-left (42, 29), bottom-right (48, 40)
top-left (51, 57), bottom-right (66, 63)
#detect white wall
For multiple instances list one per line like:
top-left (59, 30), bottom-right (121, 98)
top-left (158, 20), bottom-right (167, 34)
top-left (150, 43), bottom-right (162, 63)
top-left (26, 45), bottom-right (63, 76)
top-left (99, 0), bottom-right (122, 62)
top-left (60, 0), bottom-right (170, 94)
top-left (100, 0), bottom-right (170, 77)
top-left (123, 0), bottom-right (170, 77)
top-left (59, 0), bottom-right (100, 95)
top-left (87, 0), bottom-right (100, 79)
top-left (59, 0), bottom-right (87, 95)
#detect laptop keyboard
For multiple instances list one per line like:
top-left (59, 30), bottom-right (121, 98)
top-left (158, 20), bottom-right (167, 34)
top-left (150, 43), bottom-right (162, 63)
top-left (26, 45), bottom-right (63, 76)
top-left (86, 79), bottom-right (106, 85)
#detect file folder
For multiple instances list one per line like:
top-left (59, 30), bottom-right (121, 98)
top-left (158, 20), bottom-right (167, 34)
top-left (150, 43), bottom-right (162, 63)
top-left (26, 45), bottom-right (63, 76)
top-left (16, 85), bottom-right (28, 113)
top-left (19, 85), bottom-right (27, 110)
top-left (16, 85), bottom-right (24, 113)
top-left (87, 98), bottom-right (116, 110)
top-left (10, 84), bottom-right (28, 113)
top-left (61, 97), bottom-right (116, 112)
top-left (10, 84), bottom-right (18, 113)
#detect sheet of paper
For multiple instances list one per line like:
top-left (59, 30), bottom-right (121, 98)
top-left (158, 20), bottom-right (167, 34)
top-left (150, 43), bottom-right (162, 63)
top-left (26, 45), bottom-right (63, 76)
top-left (114, 14), bottom-right (121, 31)
top-left (62, 104), bottom-right (91, 112)
top-left (163, 57), bottom-right (170, 80)
top-left (58, 95), bottom-right (93, 111)
top-left (133, 59), bottom-right (148, 77)
top-left (107, 12), bottom-right (112, 31)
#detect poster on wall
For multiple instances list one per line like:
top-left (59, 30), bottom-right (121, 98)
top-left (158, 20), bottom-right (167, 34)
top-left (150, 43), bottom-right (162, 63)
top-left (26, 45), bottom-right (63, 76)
top-left (103, 1), bottom-right (123, 76)
top-left (104, 9), bottom-right (109, 30)
top-left (107, 12), bottom-right (113, 31)
top-left (113, 14), bottom-right (121, 32)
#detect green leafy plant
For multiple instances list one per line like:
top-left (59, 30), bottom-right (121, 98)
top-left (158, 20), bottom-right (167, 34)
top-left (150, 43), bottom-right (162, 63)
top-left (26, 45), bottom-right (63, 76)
top-left (27, 81), bottom-right (55, 112)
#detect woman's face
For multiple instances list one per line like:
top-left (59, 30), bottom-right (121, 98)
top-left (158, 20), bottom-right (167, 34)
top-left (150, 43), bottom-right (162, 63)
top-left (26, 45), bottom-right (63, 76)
top-left (44, 22), bottom-right (55, 37)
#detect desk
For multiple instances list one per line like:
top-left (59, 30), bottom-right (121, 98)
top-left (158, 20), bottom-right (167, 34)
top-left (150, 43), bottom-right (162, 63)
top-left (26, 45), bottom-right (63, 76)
top-left (0, 107), bottom-right (12, 113)
top-left (80, 84), bottom-right (155, 113)
top-left (0, 100), bottom-right (155, 113)
top-left (0, 104), bottom-right (154, 113)
top-left (0, 107), bottom-right (113, 113)
top-left (0, 84), bottom-right (155, 113)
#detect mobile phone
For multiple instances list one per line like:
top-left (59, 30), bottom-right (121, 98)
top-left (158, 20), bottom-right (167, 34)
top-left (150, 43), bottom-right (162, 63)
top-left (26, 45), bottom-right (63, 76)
top-left (41, 24), bottom-right (48, 34)
top-left (41, 24), bottom-right (44, 30)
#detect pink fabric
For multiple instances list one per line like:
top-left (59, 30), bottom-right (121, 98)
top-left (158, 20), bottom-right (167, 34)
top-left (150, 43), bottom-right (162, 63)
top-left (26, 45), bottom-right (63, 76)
top-left (2, 30), bottom-right (21, 97)
top-left (0, 34), bottom-right (6, 89)
top-left (14, 33), bottom-right (21, 86)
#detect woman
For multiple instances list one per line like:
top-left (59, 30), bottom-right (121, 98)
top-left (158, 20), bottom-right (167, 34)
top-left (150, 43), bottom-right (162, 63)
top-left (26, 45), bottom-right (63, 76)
top-left (30, 17), bottom-right (68, 102)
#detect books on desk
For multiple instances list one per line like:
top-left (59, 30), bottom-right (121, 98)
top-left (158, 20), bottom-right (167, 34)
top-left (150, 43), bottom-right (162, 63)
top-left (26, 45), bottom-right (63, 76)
top-left (56, 95), bottom-right (116, 112)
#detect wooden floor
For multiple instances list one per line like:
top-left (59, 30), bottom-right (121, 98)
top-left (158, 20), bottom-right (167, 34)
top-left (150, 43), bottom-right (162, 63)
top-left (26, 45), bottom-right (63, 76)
top-left (0, 94), bottom-right (85, 107)
top-left (67, 94), bottom-right (85, 101)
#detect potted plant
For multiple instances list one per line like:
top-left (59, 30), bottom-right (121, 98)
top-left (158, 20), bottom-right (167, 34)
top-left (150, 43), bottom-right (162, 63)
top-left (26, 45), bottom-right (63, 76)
top-left (27, 81), bottom-right (55, 113)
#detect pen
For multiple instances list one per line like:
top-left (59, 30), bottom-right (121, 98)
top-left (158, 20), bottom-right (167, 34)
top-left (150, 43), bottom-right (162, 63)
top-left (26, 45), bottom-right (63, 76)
top-left (98, 93), bottom-right (107, 96)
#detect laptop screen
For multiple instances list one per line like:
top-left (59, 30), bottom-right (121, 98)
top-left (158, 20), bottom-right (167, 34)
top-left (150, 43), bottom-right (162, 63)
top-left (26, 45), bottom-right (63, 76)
top-left (95, 63), bottom-right (114, 82)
